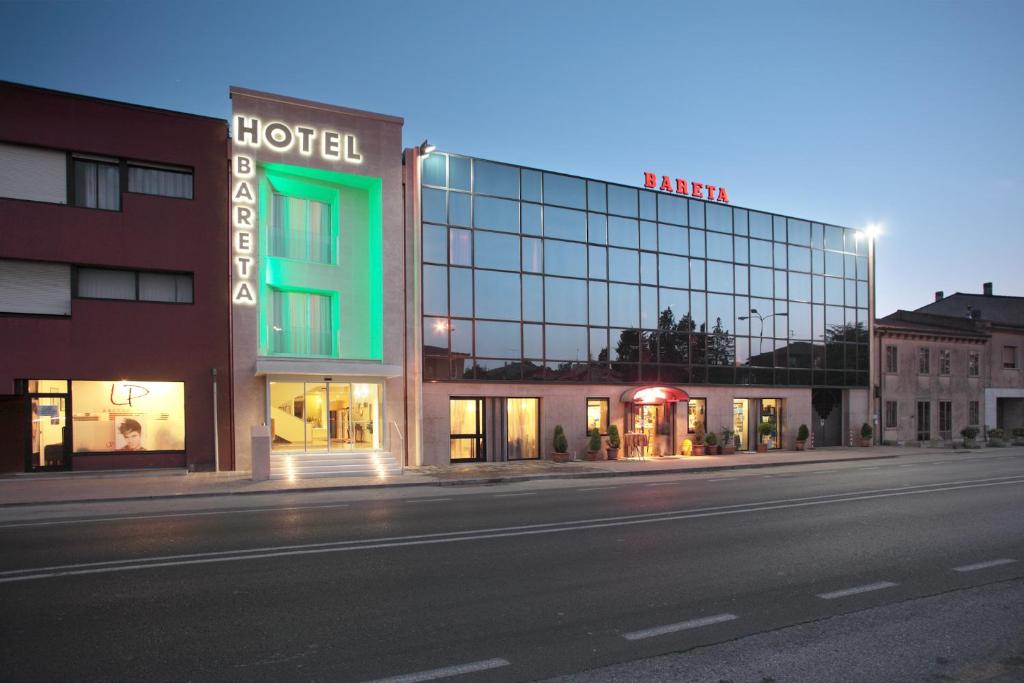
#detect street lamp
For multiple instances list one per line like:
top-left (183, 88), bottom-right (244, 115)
top-left (418, 139), bottom-right (436, 156)
top-left (739, 309), bottom-right (789, 359)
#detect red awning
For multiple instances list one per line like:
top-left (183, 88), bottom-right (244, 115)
top-left (619, 386), bottom-right (689, 405)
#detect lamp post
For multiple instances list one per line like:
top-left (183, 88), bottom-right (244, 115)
top-left (739, 308), bottom-right (789, 360)
top-left (857, 224), bottom-right (881, 444)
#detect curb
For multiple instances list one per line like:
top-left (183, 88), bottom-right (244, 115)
top-left (0, 453), bottom-right (905, 508)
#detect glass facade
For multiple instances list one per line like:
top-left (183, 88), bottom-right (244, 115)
top-left (422, 153), bottom-right (869, 387)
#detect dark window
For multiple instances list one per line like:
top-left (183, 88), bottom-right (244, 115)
top-left (885, 401), bottom-right (898, 429)
top-left (918, 347), bottom-right (930, 374)
top-left (72, 157), bottom-right (120, 210)
top-left (968, 352), bottom-right (980, 377)
top-left (76, 267), bottom-right (192, 304)
top-left (969, 400), bottom-right (979, 425)
top-left (885, 345), bottom-right (898, 373)
top-left (939, 349), bottom-right (951, 376)
top-left (938, 401), bottom-right (952, 439)
top-left (917, 401), bottom-right (930, 441)
top-left (1003, 346), bottom-right (1017, 369)
top-left (128, 164), bottom-right (193, 199)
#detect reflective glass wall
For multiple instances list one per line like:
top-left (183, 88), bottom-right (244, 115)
top-left (421, 153), bottom-right (869, 387)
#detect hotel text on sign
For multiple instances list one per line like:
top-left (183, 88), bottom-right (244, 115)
top-left (644, 172), bottom-right (730, 203)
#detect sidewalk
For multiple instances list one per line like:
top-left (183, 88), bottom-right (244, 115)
top-left (0, 446), bottom-right (1005, 507)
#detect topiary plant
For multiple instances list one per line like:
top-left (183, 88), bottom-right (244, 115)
top-left (861, 422), bottom-right (873, 439)
top-left (607, 424), bottom-right (621, 449)
top-left (553, 425), bottom-right (568, 453)
top-left (757, 421), bottom-right (774, 439)
top-left (797, 424), bottom-right (809, 441)
top-left (588, 428), bottom-right (602, 452)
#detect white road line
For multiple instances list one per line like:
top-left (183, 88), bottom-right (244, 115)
top-left (817, 581), bottom-right (898, 600)
top-left (403, 498), bottom-right (452, 504)
top-left (645, 482), bottom-right (677, 487)
top-left (953, 558), bottom-right (1017, 573)
top-left (622, 613), bottom-right (737, 641)
top-left (365, 657), bottom-right (511, 683)
top-left (3, 475), bottom-right (1022, 584)
top-left (577, 486), bottom-right (618, 491)
top-left (0, 503), bottom-right (352, 529)
top-left (705, 478), bottom-right (729, 482)
top-left (494, 492), bottom-right (536, 498)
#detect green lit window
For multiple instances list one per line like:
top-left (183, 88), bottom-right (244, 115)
top-left (270, 289), bottom-right (333, 356)
top-left (269, 193), bottom-right (332, 263)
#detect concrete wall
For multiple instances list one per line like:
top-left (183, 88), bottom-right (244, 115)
top-left (421, 382), bottom-right (814, 465)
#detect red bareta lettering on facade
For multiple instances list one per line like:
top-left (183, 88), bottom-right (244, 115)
top-left (641, 171), bottom-right (730, 203)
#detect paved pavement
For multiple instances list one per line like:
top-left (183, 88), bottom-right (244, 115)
top-left (0, 449), bottom-right (1021, 681)
top-left (0, 445), bottom-right (997, 506)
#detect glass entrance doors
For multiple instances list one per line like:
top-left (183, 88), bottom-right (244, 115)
top-left (269, 380), bottom-right (382, 453)
top-left (24, 380), bottom-right (70, 470)
top-left (733, 399), bottom-right (749, 450)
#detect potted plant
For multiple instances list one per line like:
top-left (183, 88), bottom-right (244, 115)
top-left (960, 426), bottom-right (979, 448)
top-left (1012, 427), bottom-right (1024, 446)
top-left (860, 422), bottom-right (873, 447)
top-left (606, 424), bottom-right (621, 460)
top-left (692, 424), bottom-right (706, 456)
top-left (988, 427), bottom-right (1007, 447)
top-left (795, 424), bottom-right (809, 451)
top-left (720, 428), bottom-right (736, 455)
top-left (585, 428), bottom-right (603, 461)
top-left (551, 425), bottom-right (570, 462)
top-left (705, 431), bottom-right (719, 455)
top-left (756, 421), bottom-right (773, 453)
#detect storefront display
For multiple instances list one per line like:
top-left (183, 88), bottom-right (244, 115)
top-left (71, 380), bottom-right (185, 453)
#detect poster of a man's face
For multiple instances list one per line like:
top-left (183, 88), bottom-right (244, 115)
top-left (116, 417), bottom-right (145, 451)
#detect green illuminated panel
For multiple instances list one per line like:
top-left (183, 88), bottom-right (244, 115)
top-left (258, 163), bottom-right (383, 360)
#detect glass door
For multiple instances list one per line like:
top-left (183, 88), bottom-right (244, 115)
top-left (29, 393), bottom-right (69, 470)
top-left (450, 398), bottom-right (485, 461)
top-left (733, 399), bottom-right (749, 450)
top-left (507, 398), bottom-right (539, 460)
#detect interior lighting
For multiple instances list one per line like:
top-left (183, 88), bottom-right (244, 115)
top-left (419, 139), bottom-right (436, 156)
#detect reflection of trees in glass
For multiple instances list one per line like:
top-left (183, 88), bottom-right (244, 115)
top-left (706, 317), bottom-right (735, 366)
top-left (824, 321), bottom-right (867, 369)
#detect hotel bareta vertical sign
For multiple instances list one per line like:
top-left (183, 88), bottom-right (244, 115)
top-left (230, 114), bottom-right (364, 306)
top-left (643, 172), bottom-right (730, 203)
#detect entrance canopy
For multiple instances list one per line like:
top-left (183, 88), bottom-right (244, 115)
top-left (620, 386), bottom-right (689, 405)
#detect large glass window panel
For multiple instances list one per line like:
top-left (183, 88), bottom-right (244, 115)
top-left (523, 274), bottom-right (543, 321)
top-left (750, 212), bottom-right (772, 239)
top-left (640, 221), bottom-right (658, 251)
top-left (659, 254), bottom-right (688, 288)
top-left (546, 324), bottom-right (588, 360)
top-left (734, 236), bottom-right (749, 264)
top-left (734, 265), bottom-right (749, 294)
top-left (706, 203), bottom-right (732, 233)
top-left (788, 219), bottom-right (811, 245)
top-left (689, 229), bottom-right (706, 258)
top-left (608, 185), bottom-right (638, 216)
top-left (523, 323), bottom-right (543, 358)
top-left (475, 231), bottom-right (520, 271)
top-left (825, 251), bottom-right (844, 276)
top-left (474, 271), bottom-right (520, 320)
top-left (449, 228), bottom-right (472, 266)
top-left (268, 193), bottom-right (331, 263)
top-left (846, 280), bottom-right (857, 310)
top-left (476, 321), bottom-right (521, 358)
top-left (71, 380), bottom-right (184, 453)
top-left (707, 232), bottom-right (732, 261)
top-left (523, 237), bottom-right (543, 273)
top-left (268, 381), bottom-right (307, 453)
top-left (450, 318), bottom-right (472, 355)
top-left (522, 202), bottom-right (542, 235)
top-left (857, 256), bottom-right (869, 281)
top-left (543, 173), bottom-right (585, 209)
top-left (657, 193), bottom-right (687, 225)
top-left (857, 281), bottom-right (869, 308)
top-left (773, 243), bottom-right (787, 269)
top-left (640, 191), bottom-right (657, 220)
top-left (589, 281), bottom-right (607, 325)
top-left (811, 249), bottom-right (825, 274)
top-left (587, 213), bottom-right (607, 244)
top-left (608, 216), bottom-right (639, 248)
top-left (474, 160), bottom-right (519, 198)
top-left (304, 383), bottom-right (329, 452)
top-left (611, 328), bottom-right (640, 361)
top-left (544, 239), bottom-right (586, 278)
top-left (422, 188), bottom-right (446, 223)
top-left (450, 267), bottom-right (472, 317)
top-left (691, 293), bottom-right (707, 332)
top-left (422, 153), bottom-right (446, 187)
top-left (521, 169), bottom-right (542, 202)
top-left (788, 245), bottom-right (811, 272)
top-left (812, 275), bottom-right (825, 303)
top-left (750, 267), bottom-right (773, 297)
top-left (825, 225), bottom-right (845, 251)
top-left (775, 270), bottom-right (787, 301)
top-left (734, 296), bottom-right (750, 334)
top-left (450, 398), bottom-right (484, 461)
top-left (544, 206), bottom-right (586, 241)
top-left (789, 272), bottom-right (811, 301)
top-left (734, 208), bottom-right (749, 236)
top-left (127, 164), bottom-right (192, 200)
top-left (449, 156), bottom-right (470, 191)
top-left (660, 288), bottom-right (688, 327)
top-left (640, 252), bottom-right (657, 285)
top-left (424, 317), bottom-right (448, 355)
top-left (609, 284), bottom-right (639, 328)
top-left (773, 215), bottom-right (787, 242)
top-left (811, 222), bottom-right (824, 249)
top-left (708, 261), bottom-right (733, 293)
top-left (587, 181), bottom-right (606, 212)
top-left (658, 224), bottom-right (687, 255)
top-left (588, 245), bottom-right (607, 279)
top-left (789, 302), bottom-right (812, 338)
top-left (590, 328), bottom-right (609, 361)
top-left (448, 191), bottom-right (470, 226)
top-left (78, 268), bottom-right (135, 300)
top-left (641, 286), bottom-right (658, 329)
top-left (544, 276), bottom-right (587, 324)
top-left (608, 248), bottom-right (639, 283)
top-left (688, 200), bottom-right (704, 228)
top-left (423, 264), bottom-right (447, 315)
top-left (423, 224), bottom-right (447, 264)
top-left (825, 277), bottom-right (844, 305)
top-left (507, 398), bottom-right (539, 460)
top-left (707, 293), bottom-right (733, 331)
top-left (474, 196), bottom-right (519, 233)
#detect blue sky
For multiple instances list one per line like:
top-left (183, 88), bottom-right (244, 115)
top-left (2, 0), bottom-right (1021, 316)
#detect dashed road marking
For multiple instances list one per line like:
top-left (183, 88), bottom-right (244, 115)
top-left (623, 613), bottom-right (738, 641)
top-left (403, 498), bottom-right (452, 504)
top-left (817, 581), bottom-right (898, 600)
top-left (365, 657), bottom-right (511, 682)
top-left (953, 558), bottom-right (1016, 573)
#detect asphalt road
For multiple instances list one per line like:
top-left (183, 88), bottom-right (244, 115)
top-left (1, 451), bottom-right (1022, 682)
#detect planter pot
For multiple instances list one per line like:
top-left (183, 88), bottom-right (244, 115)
top-left (860, 439), bottom-right (872, 447)
top-left (692, 445), bottom-right (706, 456)
top-left (551, 452), bottom-right (571, 463)
top-left (795, 440), bottom-right (805, 451)
top-left (606, 447), bottom-right (619, 460)
top-left (708, 445), bottom-right (721, 455)
top-left (584, 451), bottom-right (598, 461)
top-left (721, 446), bottom-right (736, 455)
top-left (756, 443), bottom-right (768, 453)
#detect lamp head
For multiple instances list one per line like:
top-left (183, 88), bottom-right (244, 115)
top-left (419, 139), bottom-right (436, 156)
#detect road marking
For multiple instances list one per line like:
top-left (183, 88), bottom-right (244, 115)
top-left (365, 657), bottom-right (510, 682)
top-left (817, 581), bottom-right (898, 600)
top-left (577, 486), bottom-right (618, 491)
top-left (0, 503), bottom-right (352, 529)
top-left (860, 467), bottom-right (881, 470)
top-left (953, 558), bottom-right (1017, 573)
top-left (622, 613), bottom-right (737, 641)
top-left (645, 482), bottom-right (677, 487)
top-left (705, 478), bottom-right (730, 482)
top-left (403, 498), bottom-right (452, 504)
top-left (494, 492), bottom-right (536, 498)
top-left (3, 475), bottom-right (1022, 584)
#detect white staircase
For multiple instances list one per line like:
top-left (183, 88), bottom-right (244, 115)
top-left (270, 451), bottom-right (402, 479)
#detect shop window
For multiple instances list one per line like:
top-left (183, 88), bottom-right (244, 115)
top-left (269, 289), bottom-right (332, 356)
top-left (687, 398), bottom-right (706, 433)
top-left (885, 401), bottom-right (898, 429)
top-left (128, 163), bottom-right (193, 199)
top-left (450, 398), bottom-right (485, 461)
top-left (72, 157), bottom-right (120, 210)
top-left (269, 381), bottom-right (381, 452)
top-left (760, 398), bottom-right (782, 448)
top-left (586, 397), bottom-right (609, 435)
top-left (268, 193), bottom-right (332, 263)
top-left (71, 380), bottom-right (185, 452)
top-left (507, 398), bottom-right (539, 460)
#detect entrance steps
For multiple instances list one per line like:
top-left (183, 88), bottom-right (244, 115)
top-left (269, 451), bottom-right (402, 479)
